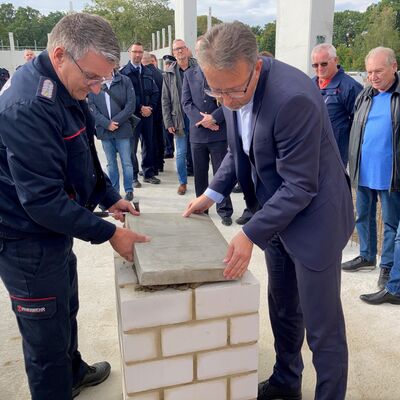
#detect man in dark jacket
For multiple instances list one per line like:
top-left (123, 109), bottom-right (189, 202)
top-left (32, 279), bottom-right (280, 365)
top-left (184, 22), bottom-right (354, 400)
top-left (311, 43), bottom-right (363, 167)
top-left (0, 67), bottom-right (10, 90)
top-left (344, 47), bottom-right (400, 297)
top-left (88, 71), bottom-right (136, 201)
top-left (182, 65), bottom-right (234, 226)
top-left (120, 42), bottom-right (160, 186)
top-left (0, 13), bottom-right (149, 400)
top-left (142, 51), bottom-right (165, 174)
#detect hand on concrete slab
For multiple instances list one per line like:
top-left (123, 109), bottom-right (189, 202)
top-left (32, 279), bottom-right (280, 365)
top-left (109, 226), bottom-right (151, 262)
top-left (223, 231), bottom-right (253, 280)
top-left (109, 199), bottom-right (139, 222)
top-left (183, 194), bottom-right (214, 217)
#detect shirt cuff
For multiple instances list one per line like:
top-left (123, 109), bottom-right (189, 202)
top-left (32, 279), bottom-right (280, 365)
top-left (204, 188), bottom-right (225, 204)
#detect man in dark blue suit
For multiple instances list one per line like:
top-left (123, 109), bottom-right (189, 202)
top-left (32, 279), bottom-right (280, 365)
top-left (184, 22), bottom-right (354, 400)
top-left (182, 65), bottom-right (234, 226)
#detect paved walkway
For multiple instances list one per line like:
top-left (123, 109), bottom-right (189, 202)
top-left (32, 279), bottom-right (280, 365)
top-left (1, 146), bottom-right (399, 399)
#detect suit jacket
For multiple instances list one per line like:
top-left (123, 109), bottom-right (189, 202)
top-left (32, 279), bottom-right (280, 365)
top-left (88, 73), bottom-right (135, 140)
top-left (209, 57), bottom-right (355, 270)
top-left (182, 65), bottom-right (227, 144)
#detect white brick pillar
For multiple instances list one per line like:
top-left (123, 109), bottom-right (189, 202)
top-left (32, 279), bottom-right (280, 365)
top-left (114, 256), bottom-right (260, 400)
top-left (174, 0), bottom-right (197, 53)
top-left (276, 0), bottom-right (335, 76)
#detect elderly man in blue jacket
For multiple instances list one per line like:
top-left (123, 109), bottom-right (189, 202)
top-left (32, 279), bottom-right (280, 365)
top-left (88, 71), bottom-right (136, 201)
top-left (311, 43), bottom-right (363, 167)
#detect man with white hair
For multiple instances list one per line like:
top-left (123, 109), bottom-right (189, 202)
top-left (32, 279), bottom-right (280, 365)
top-left (344, 47), bottom-right (400, 299)
top-left (311, 43), bottom-right (362, 167)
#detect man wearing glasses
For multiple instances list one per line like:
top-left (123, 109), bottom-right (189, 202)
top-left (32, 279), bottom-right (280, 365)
top-left (0, 13), bottom-right (149, 400)
top-left (311, 44), bottom-right (362, 167)
top-left (184, 22), bottom-right (354, 400)
top-left (162, 39), bottom-right (196, 195)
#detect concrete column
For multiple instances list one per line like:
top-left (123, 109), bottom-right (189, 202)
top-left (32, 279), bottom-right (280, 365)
top-left (276, 0), bottom-right (335, 76)
top-left (8, 32), bottom-right (16, 71)
top-left (162, 28), bottom-right (166, 48)
top-left (152, 33), bottom-right (156, 51)
top-left (207, 7), bottom-right (212, 32)
top-left (174, 0), bottom-right (197, 53)
top-left (168, 25), bottom-right (172, 49)
top-left (156, 31), bottom-right (160, 50)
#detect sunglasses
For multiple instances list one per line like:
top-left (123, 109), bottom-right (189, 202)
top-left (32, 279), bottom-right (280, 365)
top-left (311, 60), bottom-right (332, 69)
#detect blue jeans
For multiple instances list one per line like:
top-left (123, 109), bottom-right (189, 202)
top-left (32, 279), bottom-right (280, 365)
top-left (356, 186), bottom-right (400, 268)
top-left (175, 130), bottom-right (188, 185)
top-left (102, 138), bottom-right (133, 193)
top-left (387, 222), bottom-right (400, 295)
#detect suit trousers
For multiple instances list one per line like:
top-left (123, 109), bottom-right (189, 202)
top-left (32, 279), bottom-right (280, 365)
top-left (131, 117), bottom-right (156, 179)
top-left (191, 140), bottom-right (233, 218)
top-left (264, 235), bottom-right (348, 400)
top-left (0, 235), bottom-right (88, 400)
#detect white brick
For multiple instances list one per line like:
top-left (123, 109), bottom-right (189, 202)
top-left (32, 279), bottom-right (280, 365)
top-left (195, 272), bottom-right (259, 320)
top-left (125, 392), bottom-right (160, 400)
top-left (162, 320), bottom-right (227, 356)
top-left (122, 331), bottom-right (158, 362)
top-left (120, 286), bottom-right (192, 331)
top-left (125, 355), bottom-right (193, 393)
top-left (115, 256), bottom-right (138, 287)
top-left (164, 379), bottom-right (227, 400)
top-left (197, 344), bottom-right (258, 380)
top-left (230, 372), bottom-right (258, 400)
top-left (230, 314), bottom-right (259, 345)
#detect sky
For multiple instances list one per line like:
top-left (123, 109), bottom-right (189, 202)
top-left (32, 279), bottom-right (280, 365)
top-left (6, 0), bottom-right (380, 26)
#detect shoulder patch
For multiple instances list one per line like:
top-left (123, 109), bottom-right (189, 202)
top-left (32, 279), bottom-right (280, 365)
top-left (36, 76), bottom-right (56, 102)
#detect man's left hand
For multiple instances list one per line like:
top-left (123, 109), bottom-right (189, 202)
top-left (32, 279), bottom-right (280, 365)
top-left (195, 112), bottom-right (216, 129)
top-left (108, 199), bottom-right (139, 222)
top-left (140, 106), bottom-right (152, 117)
top-left (223, 231), bottom-right (253, 280)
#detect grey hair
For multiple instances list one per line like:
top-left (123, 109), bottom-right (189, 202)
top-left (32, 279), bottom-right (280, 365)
top-left (47, 13), bottom-right (120, 65)
top-left (365, 46), bottom-right (397, 66)
top-left (311, 43), bottom-right (337, 58)
top-left (196, 21), bottom-right (258, 71)
top-left (173, 39), bottom-right (186, 47)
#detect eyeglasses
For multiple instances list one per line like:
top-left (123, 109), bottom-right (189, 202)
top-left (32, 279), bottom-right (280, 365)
top-left (311, 60), bottom-right (332, 69)
top-left (67, 51), bottom-right (113, 86)
top-left (204, 68), bottom-right (255, 99)
top-left (173, 46), bottom-right (186, 52)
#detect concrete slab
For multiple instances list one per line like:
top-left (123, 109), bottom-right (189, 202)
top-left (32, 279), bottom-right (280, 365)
top-left (126, 213), bottom-right (228, 285)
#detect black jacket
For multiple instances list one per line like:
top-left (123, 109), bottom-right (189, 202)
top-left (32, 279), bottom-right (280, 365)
top-left (0, 51), bottom-right (119, 242)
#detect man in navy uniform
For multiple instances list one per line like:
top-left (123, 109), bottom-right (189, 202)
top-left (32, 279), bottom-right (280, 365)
top-left (184, 22), bottom-right (354, 400)
top-left (0, 13), bottom-right (149, 400)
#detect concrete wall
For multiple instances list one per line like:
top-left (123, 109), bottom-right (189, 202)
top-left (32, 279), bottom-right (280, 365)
top-left (276, 0), bottom-right (335, 76)
top-left (115, 255), bottom-right (260, 400)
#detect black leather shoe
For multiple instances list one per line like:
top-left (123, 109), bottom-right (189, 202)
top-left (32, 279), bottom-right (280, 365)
top-left (72, 361), bottom-right (111, 398)
top-left (360, 289), bottom-right (400, 305)
top-left (143, 176), bottom-right (161, 184)
top-left (124, 192), bottom-right (133, 201)
top-left (235, 211), bottom-right (252, 225)
top-left (258, 380), bottom-right (302, 400)
top-left (221, 217), bottom-right (232, 226)
top-left (133, 180), bottom-right (142, 188)
top-left (341, 256), bottom-right (376, 272)
top-left (378, 267), bottom-right (391, 289)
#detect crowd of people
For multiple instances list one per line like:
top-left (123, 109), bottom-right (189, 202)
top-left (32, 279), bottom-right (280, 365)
top-left (0, 11), bottom-right (399, 400)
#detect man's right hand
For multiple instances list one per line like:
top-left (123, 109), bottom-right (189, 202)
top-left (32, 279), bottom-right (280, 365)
top-left (109, 226), bottom-right (151, 261)
top-left (168, 126), bottom-right (176, 134)
top-left (183, 194), bottom-right (215, 217)
top-left (108, 121), bottom-right (119, 131)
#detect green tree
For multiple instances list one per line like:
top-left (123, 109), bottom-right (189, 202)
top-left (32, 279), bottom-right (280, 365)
top-left (257, 22), bottom-right (276, 56)
top-left (333, 10), bottom-right (365, 49)
top-left (197, 15), bottom-right (222, 36)
top-left (8, 7), bottom-right (42, 48)
top-left (0, 3), bottom-right (16, 46)
top-left (351, 6), bottom-right (400, 69)
top-left (85, 0), bottom-right (174, 50)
